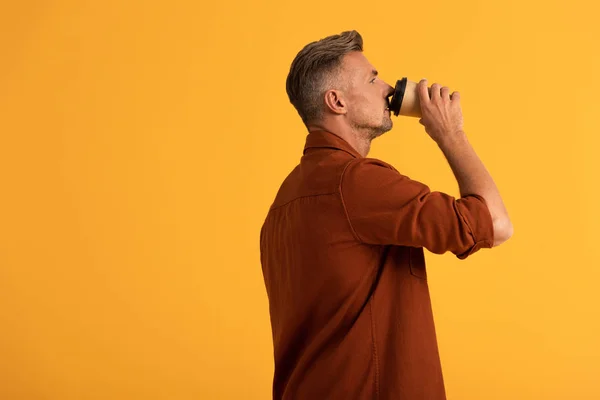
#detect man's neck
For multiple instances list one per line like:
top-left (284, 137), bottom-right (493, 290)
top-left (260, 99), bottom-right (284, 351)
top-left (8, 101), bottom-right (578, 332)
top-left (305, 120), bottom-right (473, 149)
top-left (307, 121), bottom-right (372, 157)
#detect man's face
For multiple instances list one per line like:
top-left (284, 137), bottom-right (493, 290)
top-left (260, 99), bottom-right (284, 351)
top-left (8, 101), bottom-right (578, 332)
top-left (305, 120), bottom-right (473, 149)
top-left (339, 51), bottom-right (395, 139)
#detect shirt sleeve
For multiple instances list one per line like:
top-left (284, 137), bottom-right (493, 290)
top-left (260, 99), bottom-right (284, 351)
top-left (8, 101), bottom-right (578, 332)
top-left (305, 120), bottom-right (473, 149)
top-left (339, 158), bottom-right (495, 260)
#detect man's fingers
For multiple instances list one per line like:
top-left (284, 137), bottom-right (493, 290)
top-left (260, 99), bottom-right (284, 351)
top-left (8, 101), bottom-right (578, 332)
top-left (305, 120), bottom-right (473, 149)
top-left (440, 86), bottom-right (450, 99)
top-left (419, 80), bottom-right (460, 105)
top-left (430, 83), bottom-right (441, 100)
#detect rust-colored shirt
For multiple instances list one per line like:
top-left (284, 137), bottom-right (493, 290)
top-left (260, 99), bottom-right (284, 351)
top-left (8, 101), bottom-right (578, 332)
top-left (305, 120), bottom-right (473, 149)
top-left (260, 129), bottom-right (494, 399)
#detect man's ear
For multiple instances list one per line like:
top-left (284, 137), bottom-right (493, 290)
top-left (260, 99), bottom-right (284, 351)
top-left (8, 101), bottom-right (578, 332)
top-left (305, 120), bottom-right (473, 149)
top-left (324, 90), bottom-right (347, 116)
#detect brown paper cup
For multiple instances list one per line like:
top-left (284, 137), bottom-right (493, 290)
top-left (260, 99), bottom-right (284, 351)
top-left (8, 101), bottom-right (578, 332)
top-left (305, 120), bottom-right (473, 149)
top-left (398, 80), bottom-right (423, 117)
top-left (389, 78), bottom-right (432, 118)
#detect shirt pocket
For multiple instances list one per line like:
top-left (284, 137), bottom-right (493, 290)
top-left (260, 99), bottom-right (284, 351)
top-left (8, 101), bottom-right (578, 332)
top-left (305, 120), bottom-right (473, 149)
top-left (409, 247), bottom-right (428, 280)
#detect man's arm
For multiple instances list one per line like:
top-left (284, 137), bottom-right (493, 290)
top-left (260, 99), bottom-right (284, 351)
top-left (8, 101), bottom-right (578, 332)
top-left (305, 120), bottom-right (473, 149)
top-left (340, 158), bottom-right (495, 259)
top-left (438, 133), bottom-right (513, 246)
top-left (417, 79), bottom-right (513, 246)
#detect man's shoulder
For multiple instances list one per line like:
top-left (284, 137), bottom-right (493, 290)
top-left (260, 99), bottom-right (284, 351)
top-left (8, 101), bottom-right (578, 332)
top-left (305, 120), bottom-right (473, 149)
top-left (341, 157), bottom-right (401, 180)
top-left (268, 155), bottom-right (353, 210)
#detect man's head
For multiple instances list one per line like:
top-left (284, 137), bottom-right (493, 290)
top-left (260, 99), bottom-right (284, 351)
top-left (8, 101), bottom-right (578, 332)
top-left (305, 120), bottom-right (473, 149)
top-left (286, 30), bottom-right (394, 140)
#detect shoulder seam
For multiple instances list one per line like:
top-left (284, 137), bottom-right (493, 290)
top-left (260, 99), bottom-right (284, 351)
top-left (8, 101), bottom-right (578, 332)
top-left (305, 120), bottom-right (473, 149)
top-left (269, 192), bottom-right (337, 211)
top-left (339, 158), bottom-right (364, 244)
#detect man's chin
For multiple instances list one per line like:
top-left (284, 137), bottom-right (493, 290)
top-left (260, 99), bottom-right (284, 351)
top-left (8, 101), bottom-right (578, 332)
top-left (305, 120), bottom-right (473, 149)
top-left (378, 120), bottom-right (394, 135)
top-left (368, 124), bottom-right (392, 140)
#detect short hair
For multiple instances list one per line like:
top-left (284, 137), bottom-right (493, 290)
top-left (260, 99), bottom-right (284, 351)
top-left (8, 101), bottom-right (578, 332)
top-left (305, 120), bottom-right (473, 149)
top-left (285, 30), bottom-right (364, 125)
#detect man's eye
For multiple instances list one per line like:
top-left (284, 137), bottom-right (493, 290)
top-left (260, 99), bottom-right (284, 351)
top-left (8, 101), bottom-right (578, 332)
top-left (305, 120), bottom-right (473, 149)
top-left (370, 78), bottom-right (376, 83)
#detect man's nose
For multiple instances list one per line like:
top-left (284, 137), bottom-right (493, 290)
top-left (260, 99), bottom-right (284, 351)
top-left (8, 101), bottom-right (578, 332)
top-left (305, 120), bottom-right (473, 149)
top-left (384, 81), bottom-right (394, 97)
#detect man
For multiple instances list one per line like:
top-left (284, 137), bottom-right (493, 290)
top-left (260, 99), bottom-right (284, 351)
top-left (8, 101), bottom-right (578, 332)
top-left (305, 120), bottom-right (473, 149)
top-left (259, 30), bottom-right (513, 399)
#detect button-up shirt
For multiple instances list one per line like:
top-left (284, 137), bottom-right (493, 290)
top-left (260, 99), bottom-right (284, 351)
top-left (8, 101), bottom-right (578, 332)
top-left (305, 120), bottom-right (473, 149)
top-left (260, 129), bottom-right (495, 399)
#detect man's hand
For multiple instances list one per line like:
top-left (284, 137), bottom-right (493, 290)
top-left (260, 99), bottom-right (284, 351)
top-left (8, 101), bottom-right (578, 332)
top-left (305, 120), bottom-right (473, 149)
top-left (417, 79), bottom-right (464, 146)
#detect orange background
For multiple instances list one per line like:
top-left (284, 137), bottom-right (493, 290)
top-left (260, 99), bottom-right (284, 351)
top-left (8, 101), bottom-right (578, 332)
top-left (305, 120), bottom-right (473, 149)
top-left (1, 1), bottom-right (599, 399)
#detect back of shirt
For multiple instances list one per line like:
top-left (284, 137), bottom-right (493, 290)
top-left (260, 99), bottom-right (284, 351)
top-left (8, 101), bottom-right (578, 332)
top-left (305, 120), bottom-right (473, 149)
top-left (260, 130), bottom-right (494, 399)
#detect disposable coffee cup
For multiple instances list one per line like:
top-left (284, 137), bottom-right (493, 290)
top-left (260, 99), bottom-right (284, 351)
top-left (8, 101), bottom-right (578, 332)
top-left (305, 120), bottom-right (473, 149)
top-left (388, 77), bottom-right (430, 118)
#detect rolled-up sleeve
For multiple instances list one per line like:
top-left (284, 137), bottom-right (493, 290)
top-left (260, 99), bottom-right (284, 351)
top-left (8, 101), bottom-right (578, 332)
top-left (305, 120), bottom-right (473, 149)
top-left (339, 158), bottom-right (494, 259)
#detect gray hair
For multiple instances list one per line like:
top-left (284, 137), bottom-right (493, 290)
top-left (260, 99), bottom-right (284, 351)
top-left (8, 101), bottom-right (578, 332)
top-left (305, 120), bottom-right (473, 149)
top-left (285, 30), bottom-right (364, 125)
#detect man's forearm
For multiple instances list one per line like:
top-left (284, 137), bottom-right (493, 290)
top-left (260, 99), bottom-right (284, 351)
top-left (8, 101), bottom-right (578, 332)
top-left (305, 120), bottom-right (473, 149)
top-left (437, 132), bottom-right (513, 244)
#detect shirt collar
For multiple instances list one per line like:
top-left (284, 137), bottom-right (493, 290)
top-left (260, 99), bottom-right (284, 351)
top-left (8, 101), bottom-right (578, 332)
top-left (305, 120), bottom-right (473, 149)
top-left (303, 129), bottom-right (363, 159)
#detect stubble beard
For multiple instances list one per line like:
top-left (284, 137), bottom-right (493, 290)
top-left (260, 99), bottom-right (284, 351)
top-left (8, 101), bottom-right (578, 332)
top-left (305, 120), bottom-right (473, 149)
top-left (364, 114), bottom-right (393, 141)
